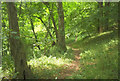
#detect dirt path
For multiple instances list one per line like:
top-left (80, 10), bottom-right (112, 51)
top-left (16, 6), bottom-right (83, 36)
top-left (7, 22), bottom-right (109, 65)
top-left (58, 47), bottom-right (81, 79)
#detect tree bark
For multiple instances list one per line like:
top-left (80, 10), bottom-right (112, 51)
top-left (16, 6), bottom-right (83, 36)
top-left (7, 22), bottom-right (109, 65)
top-left (6, 2), bottom-right (32, 79)
top-left (57, 2), bottom-right (67, 52)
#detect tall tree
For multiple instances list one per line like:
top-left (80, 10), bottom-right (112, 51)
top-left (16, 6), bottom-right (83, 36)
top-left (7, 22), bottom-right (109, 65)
top-left (104, 2), bottom-right (110, 31)
top-left (57, 2), bottom-right (67, 52)
top-left (6, 2), bottom-right (32, 79)
top-left (98, 1), bottom-right (103, 33)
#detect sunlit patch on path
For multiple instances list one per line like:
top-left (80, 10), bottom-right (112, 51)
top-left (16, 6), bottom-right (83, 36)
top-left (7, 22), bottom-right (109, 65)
top-left (58, 46), bottom-right (82, 79)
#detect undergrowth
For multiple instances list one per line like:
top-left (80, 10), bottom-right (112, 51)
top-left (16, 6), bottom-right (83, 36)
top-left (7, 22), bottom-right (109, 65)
top-left (66, 30), bottom-right (118, 79)
top-left (2, 30), bottom-right (118, 79)
top-left (28, 55), bottom-right (72, 79)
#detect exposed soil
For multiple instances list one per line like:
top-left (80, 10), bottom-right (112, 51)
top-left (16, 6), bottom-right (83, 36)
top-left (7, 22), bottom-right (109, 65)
top-left (58, 47), bottom-right (81, 79)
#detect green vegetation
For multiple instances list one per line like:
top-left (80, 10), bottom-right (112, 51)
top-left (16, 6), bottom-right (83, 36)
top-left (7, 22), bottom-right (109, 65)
top-left (28, 55), bottom-right (72, 79)
top-left (1, 1), bottom-right (118, 80)
top-left (66, 30), bottom-right (118, 79)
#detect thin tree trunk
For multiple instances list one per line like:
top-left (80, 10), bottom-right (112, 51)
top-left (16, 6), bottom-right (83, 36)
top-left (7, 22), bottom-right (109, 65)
top-left (0, 2), bottom-right (1, 66)
top-left (43, 2), bottom-right (58, 43)
top-left (98, 1), bottom-right (103, 33)
top-left (6, 2), bottom-right (32, 79)
top-left (37, 17), bottom-right (53, 39)
top-left (29, 16), bottom-right (40, 50)
top-left (19, 1), bottom-right (22, 17)
top-left (51, 3), bottom-right (58, 42)
top-left (57, 2), bottom-right (67, 52)
top-left (105, 2), bottom-right (110, 31)
top-left (118, 1), bottom-right (120, 27)
top-left (26, 3), bottom-right (40, 50)
top-left (97, 3), bottom-right (100, 33)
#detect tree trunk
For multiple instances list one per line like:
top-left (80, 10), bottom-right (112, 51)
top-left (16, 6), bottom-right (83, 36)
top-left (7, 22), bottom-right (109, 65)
top-left (19, 1), bottom-right (22, 17)
top-left (43, 2), bottom-right (58, 44)
top-left (104, 2), bottom-right (110, 31)
top-left (98, 1), bottom-right (103, 33)
top-left (57, 2), bottom-right (67, 52)
top-left (29, 16), bottom-right (40, 50)
top-left (6, 2), bottom-right (32, 79)
top-left (37, 17), bottom-right (53, 39)
top-left (118, 2), bottom-right (120, 41)
top-left (46, 3), bottom-right (58, 43)
top-left (0, 2), bottom-right (1, 66)
top-left (51, 3), bottom-right (58, 43)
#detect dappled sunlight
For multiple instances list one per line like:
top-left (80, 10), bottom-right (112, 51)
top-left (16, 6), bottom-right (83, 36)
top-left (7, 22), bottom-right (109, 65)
top-left (2, 1), bottom-right (118, 79)
top-left (72, 48), bottom-right (79, 51)
top-left (27, 55), bottom-right (73, 79)
top-left (66, 31), bottom-right (118, 79)
top-left (28, 55), bottom-right (72, 68)
top-left (34, 22), bottom-right (46, 33)
top-left (90, 31), bottom-right (113, 39)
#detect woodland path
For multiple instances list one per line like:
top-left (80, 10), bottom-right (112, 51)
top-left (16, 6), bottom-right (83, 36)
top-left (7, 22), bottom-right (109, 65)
top-left (58, 46), bottom-right (82, 79)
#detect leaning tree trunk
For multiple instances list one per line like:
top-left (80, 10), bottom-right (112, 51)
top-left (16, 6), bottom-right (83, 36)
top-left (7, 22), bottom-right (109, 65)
top-left (57, 2), bottom-right (67, 52)
top-left (43, 2), bottom-right (59, 43)
top-left (51, 4), bottom-right (58, 43)
top-left (6, 2), bottom-right (32, 79)
top-left (29, 16), bottom-right (40, 50)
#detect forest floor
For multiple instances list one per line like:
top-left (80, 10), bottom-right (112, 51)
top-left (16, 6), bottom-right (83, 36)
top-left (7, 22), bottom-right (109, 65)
top-left (57, 30), bottom-right (118, 79)
top-left (2, 30), bottom-right (118, 79)
top-left (58, 46), bottom-right (82, 79)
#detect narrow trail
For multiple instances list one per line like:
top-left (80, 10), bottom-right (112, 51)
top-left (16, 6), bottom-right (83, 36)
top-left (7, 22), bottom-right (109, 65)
top-left (58, 47), bottom-right (82, 79)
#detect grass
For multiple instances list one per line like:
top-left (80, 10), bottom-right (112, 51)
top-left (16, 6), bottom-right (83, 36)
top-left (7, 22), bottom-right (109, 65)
top-left (28, 55), bottom-right (72, 79)
top-left (2, 30), bottom-right (118, 79)
top-left (2, 42), bottom-right (75, 79)
top-left (71, 30), bottom-right (117, 49)
top-left (66, 30), bottom-right (118, 79)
